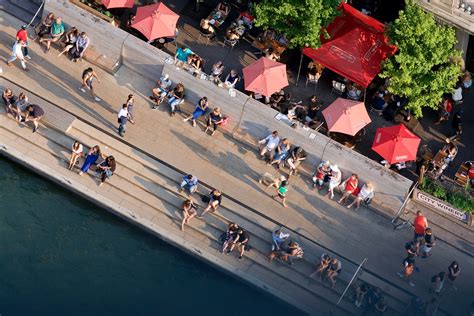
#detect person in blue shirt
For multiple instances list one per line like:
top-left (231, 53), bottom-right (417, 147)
top-left (175, 45), bottom-right (193, 64)
top-left (179, 174), bottom-right (198, 195)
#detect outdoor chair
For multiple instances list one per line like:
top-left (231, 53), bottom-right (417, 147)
top-left (330, 80), bottom-right (345, 98)
top-left (198, 31), bottom-right (214, 46)
top-left (305, 73), bottom-right (319, 91)
top-left (223, 38), bottom-right (239, 51)
top-left (369, 106), bottom-right (383, 116)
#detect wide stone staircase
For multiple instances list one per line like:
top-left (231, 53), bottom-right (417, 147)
top-left (0, 79), bottom-right (442, 316)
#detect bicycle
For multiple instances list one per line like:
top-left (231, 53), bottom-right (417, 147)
top-left (392, 217), bottom-right (414, 231)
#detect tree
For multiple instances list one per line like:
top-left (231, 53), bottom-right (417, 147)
top-left (253, 0), bottom-right (341, 49)
top-left (380, 2), bottom-right (462, 118)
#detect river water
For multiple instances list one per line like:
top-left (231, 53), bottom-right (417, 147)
top-left (0, 158), bottom-right (302, 316)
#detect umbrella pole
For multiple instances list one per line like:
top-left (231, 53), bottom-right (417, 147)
top-left (295, 52), bottom-right (303, 87)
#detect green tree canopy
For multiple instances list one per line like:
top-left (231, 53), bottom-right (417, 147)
top-left (253, 0), bottom-right (341, 49)
top-left (380, 2), bottom-right (462, 118)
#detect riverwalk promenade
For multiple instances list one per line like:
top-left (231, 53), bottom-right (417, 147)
top-left (1, 4), bottom-right (473, 315)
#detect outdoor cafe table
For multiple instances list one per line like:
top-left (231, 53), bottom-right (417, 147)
top-left (252, 36), bottom-right (286, 56)
top-left (207, 8), bottom-right (228, 28)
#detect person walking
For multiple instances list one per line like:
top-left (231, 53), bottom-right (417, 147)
top-left (16, 25), bottom-right (31, 60)
top-left (272, 180), bottom-right (288, 208)
top-left (23, 104), bottom-right (44, 133)
top-left (180, 199), bottom-right (197, 231)
top-left (68, 140), bottom-right (83, 170)
top-left (79, 145), bottom-right (105, 176)
top-left (450, 110), bottom-right (463, 141)
top-left (6, 40), bottom-right (28, 71)
top-left (397, 257), bottom-right (416, 287)
top-left (354, 283), bottom-right (369, 308)
top-left (125, 94), bottom-right (135, 124)
top-left (79, 67), bottom-right (101, 102)
top-left (96, 155), bottom-right (116, 186)
top-left (179, 174), bottom-right (198, 195)
top-left (421, 228), bottom-right (435, 258)
top-left (431, 272), bottom-right (446, 294)
top-left (447, 261), bottom-right (460, 290)
top-left (199, 189), bottom-right (222, 218)
top-left (117, 104), bottom-right (128, 137)
top-left (413, 211), bottom-right (428, 242)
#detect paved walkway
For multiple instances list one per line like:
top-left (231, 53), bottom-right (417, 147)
top-left (1, 11), bottom-right (473, 314)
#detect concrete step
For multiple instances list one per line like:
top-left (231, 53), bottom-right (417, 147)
top-left (65, 122), bottom-right (408, 315)
top-left (0, 112), bottom-right (410, 315)
top-left (0, 118), bottom-right (351, 315)
top-left (65, 121), bottom-right (412, 315)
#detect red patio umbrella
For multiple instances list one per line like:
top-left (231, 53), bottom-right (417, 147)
top-left (322, 98), bottom-right (371, 136)
top-left (132, 3), bottom-right (179, 41)
top-left (102, 0), bottom-right (134, 9)
top-left (302, 3), bottom-right (397, 88)
top-left (372, 124), bottom-right (420, 164)
top-left (242, 57), bottom-right (288, 97)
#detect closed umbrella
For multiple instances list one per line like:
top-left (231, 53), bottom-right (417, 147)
top-left (102, 0), bottom-right (134, 9)
top-left (372, 124), bottom-right (420, 164)
top-left (132, 3), bottom-right (179, 41)
top-left (322, 98), bottom-right (371, 136)
top-left (242, 57), bottom-right (288, 97)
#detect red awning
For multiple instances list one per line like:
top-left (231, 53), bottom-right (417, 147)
top-left (302, 3), bottom-right (396, 88)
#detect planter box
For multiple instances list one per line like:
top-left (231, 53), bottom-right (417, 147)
top-left (413, 188), bottom-right (471, 224)
top-left (70, 0), bottom-right (118, 26)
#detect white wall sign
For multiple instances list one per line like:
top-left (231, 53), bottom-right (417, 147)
top-left (414, 190), bottom-right (467, 222)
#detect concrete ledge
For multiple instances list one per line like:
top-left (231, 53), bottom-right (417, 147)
top-left (43, 0), bottom-right (126, 72)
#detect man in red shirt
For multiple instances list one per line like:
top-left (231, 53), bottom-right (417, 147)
top-left (16, 25), bottom-right (31, 60)
top-left (413, 211), bottom-right (428, 241)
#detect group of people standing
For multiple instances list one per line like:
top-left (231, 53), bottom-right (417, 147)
top-left (397, 210), bottom-right (461, 300)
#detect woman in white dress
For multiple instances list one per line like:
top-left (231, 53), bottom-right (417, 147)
top-left (68, 140), bottom-right (83, 170)
top-left (347, 182), bottom-right (374, 210)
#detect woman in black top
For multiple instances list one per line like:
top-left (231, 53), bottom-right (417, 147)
top-left (167, 83), bottom-right (185, 116)
top-left (2, 88), bottom-right (17, 117)
top-left (204, 107), bottom-right (224, 136)
top-left (24, 104), bottom-right (44, 133)
top-left (199, 189), bottom-right (222, 218)
top-left (229, 228), bottom-right (250, 260)
top-left (97, 155), bottom-right (116, 186)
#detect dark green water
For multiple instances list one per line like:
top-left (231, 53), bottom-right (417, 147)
top-left (0, 158), bottom-right (303, 316)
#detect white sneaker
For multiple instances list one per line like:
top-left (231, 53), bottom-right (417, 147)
top-left (80, 88), bottom-right (86, 93)
top-left (94, 97), bottom-right (101, 102)
top-left (25, 55), bottom-right (32, 60)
